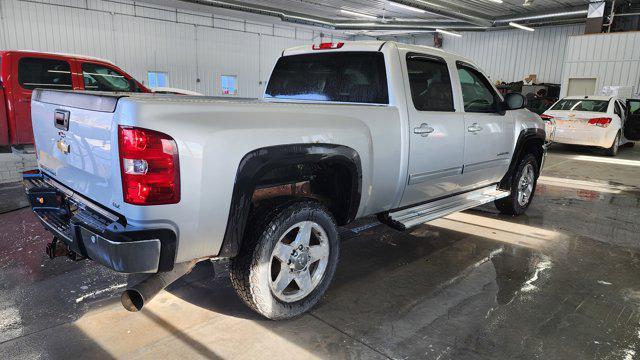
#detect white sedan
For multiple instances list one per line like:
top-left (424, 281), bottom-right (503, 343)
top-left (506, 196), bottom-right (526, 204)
top-left (542, 96), bottom-right (636, 156)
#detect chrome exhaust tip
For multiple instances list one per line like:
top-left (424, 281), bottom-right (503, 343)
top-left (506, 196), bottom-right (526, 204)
top-left (121, 260), bottom-right (196, 312)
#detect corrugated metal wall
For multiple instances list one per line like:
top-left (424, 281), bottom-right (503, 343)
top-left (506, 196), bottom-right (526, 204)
top-left (356, 24), bottom-right (585, 84)
top-left (560, 32), bottom-right (640, 97)
top-left (443, 24), bottom-right (585, 84)
top-left (0, 0), bottom-right (340, 97)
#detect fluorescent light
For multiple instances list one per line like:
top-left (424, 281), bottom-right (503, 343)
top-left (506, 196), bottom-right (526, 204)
top-left (498, 9), bottom-right (588, 23)
top-left (393, 17), bottom-right (461, 22)
top-left (487, 0), bottom-right (503, 2)
top-left (340, 9), bottom-right (378, 20)
top-left (509, 22), bottom-right (535, 31)
top-left (436, 28), bottom-right (462, 37)
top-left (388, 1), bottom-right (425, 13)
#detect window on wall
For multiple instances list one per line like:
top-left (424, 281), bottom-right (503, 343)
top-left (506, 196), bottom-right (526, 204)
top-left (221, 75), bottom-right (237, 95)
top-left (147, 71), bottom-right (168, 88)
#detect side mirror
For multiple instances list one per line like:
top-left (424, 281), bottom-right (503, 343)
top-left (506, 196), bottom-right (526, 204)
top-left (504, 92), bottom-right (525, 110)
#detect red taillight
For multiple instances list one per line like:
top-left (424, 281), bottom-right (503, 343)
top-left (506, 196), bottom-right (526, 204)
top-left (312, 42), bottom-right (344, 50)
top-left (118, 126), bottom-right (180, 205)
top-left (587, 117), bottom-right (612, 128)
top-left (540, 114), bottom-right (554, 120)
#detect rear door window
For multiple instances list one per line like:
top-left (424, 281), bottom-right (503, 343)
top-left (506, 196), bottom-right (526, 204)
top-left (265, 52), bottom-right (388, 104)
top-left (614, 101), bottom-right (623, 118)
top-left (406, 54), bottom-right (454, 112)
top-left (18, 57), bottom-right (72, 90)
top-left (82, 63), bottom-right (139, 92)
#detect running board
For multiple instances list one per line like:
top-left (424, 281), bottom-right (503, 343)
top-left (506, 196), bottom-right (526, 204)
top-left (380, 185), bottom-right (510, 231)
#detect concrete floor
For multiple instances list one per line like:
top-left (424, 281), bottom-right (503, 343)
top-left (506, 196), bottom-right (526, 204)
top-left (1, 144), bottom-right (640, 359)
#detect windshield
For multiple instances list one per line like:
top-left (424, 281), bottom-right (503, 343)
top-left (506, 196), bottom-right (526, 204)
top-left (551, 99), bottom-right (609, 113)
top-left (265, 52), bottom-right (388, 104)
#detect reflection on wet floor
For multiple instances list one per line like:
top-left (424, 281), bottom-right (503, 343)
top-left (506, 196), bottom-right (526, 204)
top-left (0, 148), bottom-right (640, 359)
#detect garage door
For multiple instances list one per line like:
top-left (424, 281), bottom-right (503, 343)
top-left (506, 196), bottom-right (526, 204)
top-left (567, 78), bottom-right (597, 96)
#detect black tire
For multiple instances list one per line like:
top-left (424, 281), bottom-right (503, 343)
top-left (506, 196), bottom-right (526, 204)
top-left (495, 153), bottom-right (539, 216)
top-left (229, 199), bottom-right (340, 320)
top-left (605, 131), bottom-right (620, 157)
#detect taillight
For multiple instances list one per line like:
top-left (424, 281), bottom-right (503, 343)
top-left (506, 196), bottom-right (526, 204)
top-left (587, 117), bottom-right (612, 128)
top-left (540, 114), bottom-right (554, 121)
top-left (118, 126), bottom-right (180, 205)
top-left (312, 42), bottom-right (344, 50)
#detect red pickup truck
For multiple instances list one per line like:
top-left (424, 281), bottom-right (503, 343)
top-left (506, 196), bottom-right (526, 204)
top-left (0, 51), bottom-right (149, 146)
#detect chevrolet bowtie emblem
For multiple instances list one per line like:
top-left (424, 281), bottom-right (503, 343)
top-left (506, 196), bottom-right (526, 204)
top-left (57, 139), bottom-right (70, 154)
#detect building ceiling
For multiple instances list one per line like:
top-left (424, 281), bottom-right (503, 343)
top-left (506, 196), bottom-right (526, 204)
top-left (159, 0), bottom-right (594, 33)
top-left (236, 0), bottom-right (591, 21)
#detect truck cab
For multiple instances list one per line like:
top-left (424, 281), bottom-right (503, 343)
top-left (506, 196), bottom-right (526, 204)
top-left (0, 50), bottom-right (149, 146)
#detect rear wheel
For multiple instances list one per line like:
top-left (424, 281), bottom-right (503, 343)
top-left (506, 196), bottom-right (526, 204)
top-left (230, 200), bottom-right (339, 320)
top-left (495, 153), bottom-right (538, 216)
top-left (605, 131), bottom-right (621, 157)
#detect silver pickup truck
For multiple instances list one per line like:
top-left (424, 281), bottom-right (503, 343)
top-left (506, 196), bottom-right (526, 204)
top-left (25, 41), bottom-right (545, 319)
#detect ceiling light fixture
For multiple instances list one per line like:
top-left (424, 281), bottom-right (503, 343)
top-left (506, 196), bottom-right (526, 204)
top-left (388, 1), bottom-right (426, 13)
top-left (509, 22), bottom-right (535, 31)
top-left (487, 0), bottom-right (504, 3)
top-left (497, 9), bottom-right (588, 23)
top-left (436, 28), bottom-right (462, 37)
top-left (340, 9), bottom-right (378, 20)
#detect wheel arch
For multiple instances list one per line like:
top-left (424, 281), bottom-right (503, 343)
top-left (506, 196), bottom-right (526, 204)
top-left (499, 128), bottom-right (545, 190)
top-left (218, 144), bottom-right (362, 258)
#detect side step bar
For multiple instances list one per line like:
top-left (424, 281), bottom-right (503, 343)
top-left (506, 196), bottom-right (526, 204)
top-left (380, 185), bottom-right (510, 231)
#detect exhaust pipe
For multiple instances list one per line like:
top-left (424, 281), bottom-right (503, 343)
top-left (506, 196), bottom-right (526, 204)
top-left (121, 260), bottom-right (196, 312)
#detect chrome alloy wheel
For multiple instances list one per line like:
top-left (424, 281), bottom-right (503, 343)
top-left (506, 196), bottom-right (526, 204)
top-left (269, 221), bottom-right (330, 302)
top-left (517, 163), bottom-right (535, 207)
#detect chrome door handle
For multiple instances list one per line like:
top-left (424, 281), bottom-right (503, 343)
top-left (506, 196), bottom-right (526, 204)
top-left (467, 123), bottom-right (483, 134)
top-left (414, 123), bottom-right (435, 137)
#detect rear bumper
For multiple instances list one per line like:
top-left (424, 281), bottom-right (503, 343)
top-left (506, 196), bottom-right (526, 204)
top-left (551, 126), bottom-right (617, 148)
top-left (24, 172), bottom-right (176, 273)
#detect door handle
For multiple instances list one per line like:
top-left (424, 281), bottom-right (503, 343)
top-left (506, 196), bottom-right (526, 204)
top-left (18, 98), bottom-right (31, 103)
top-left (467, 123), bottom-right (483, 134)
top-left (414, 123), bottom-right (435, 137)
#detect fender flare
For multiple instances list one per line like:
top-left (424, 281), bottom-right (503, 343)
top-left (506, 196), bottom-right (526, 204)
top-left (218, 144), bottom-right (362, 258)
top-left (499, 128), bottom-right (546, 189)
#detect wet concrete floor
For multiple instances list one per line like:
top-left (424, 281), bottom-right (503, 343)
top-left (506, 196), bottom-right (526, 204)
top-left (1, 144), bottom-right (639, 359)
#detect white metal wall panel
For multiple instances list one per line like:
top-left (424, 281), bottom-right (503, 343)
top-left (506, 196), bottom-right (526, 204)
top-left (0, 0), bottom-right (338, 96)
top-left (112, 14), bottom-right (198, 92)
top-left (560, 32), bottom-right (640, 97)
top-left (442, 24), bottom-right (585, 84)
top-left (196, 26), bottom-right (260, 97)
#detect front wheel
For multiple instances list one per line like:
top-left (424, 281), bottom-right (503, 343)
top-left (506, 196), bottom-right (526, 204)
top-left (495, 153), bottom-right (539, 216)
top-left (230, 200), bottom-right (339, 320)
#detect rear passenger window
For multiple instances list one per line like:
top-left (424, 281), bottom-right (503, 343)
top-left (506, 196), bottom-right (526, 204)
top-left (406, 54), bottom-right (454, 112)
top-left (18, 57), bottom-right (72, 90)
top-left (614, 102), bottom-right (622, 118)
top-left (265, 52), bottom-right (388, 104)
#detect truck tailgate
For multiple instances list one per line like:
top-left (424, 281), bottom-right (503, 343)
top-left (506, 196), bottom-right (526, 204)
top-left (31, 90), bottom-right (126, 208)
